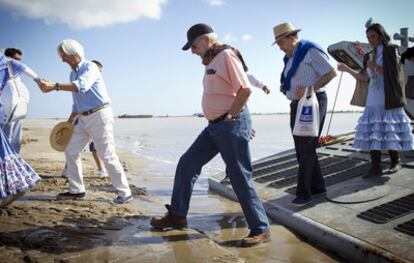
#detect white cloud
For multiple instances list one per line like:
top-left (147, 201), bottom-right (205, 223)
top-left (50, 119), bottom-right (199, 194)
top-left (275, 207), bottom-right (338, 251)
top-left (207, 0), bottom-right (226, 6)
top-left (223, 34), bottom-right (238, 43)
top-left (242, 34), bottom-right (252, 41)
top-left (222, 33), bottom-right (253, 43)
top-left (0, 0), bottom-right (167, 30)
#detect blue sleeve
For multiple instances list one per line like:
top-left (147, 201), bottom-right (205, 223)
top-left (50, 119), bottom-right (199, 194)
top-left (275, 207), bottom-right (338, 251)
top-left (10, 59), bottom-right (28, 77)
top-left (71, 63), bottom-right (99, 94)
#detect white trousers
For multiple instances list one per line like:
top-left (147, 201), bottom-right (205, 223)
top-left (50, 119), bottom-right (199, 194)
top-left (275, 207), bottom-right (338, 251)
top-left (64, 107), bottom-right (131, 197)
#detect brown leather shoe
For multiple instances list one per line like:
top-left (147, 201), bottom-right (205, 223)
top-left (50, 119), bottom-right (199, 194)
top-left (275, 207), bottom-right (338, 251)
top-left (151, 204), bottom-right (187, 230)
top-left (240, 230), bottom-right (271, 247)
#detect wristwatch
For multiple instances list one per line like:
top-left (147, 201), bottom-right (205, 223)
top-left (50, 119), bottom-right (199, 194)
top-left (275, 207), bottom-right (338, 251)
top-left (54, 82), bottom-right (60, 91)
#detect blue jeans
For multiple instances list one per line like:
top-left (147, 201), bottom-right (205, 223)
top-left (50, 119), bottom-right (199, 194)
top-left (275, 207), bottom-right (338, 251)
top-left (290, 91), bottom-right (328, 199)
top-left (1, 119), bottom-right (22, 153)
top-left (170, 108), bottom-right (269, 234)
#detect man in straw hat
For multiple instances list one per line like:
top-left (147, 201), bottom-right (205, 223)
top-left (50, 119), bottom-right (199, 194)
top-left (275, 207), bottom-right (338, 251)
top-left (151, 23), bottom-right (270, 247)
top-left (38, 39), bottom-right (132, 204)
top-left (272, 22), bottom-right (336, 207)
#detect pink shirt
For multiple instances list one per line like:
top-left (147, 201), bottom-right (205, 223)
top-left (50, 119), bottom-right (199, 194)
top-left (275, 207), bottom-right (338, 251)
top-left (202, 49), bottom-right (250, 120)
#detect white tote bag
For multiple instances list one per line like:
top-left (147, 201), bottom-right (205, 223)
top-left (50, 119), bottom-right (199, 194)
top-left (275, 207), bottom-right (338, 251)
top-left (292, 87), bottom-right (320, 137)
top-left (0, 60), bottom-right (30, 124)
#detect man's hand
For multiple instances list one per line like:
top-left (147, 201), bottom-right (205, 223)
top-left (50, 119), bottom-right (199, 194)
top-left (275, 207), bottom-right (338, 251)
top-left (296, 86), bottom-right (306, 97)
top-left (262, 86), bottom-right (270, 94)
top-left (250, 129), bottom-right (256, 140)
top-left (38, 79), bottom-right (56, 93)
top-left (337, 63), bottom-right (350, 73)
top-left (67, 112), bottom-right (78, 124)
top-left (296, 85), bottom-right (314, 97)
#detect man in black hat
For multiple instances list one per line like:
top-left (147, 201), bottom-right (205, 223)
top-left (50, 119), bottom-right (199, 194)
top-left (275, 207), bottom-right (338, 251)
top-left (151, 23), bottom-right (270, 247)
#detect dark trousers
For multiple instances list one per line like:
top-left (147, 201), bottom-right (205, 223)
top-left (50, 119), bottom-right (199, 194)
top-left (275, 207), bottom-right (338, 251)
top-left (290, 92), bottom-right (328, 199)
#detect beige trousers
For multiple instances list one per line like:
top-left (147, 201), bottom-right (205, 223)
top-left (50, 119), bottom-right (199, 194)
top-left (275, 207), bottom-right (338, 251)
top-left (64, 107), bottom-right (131, 197)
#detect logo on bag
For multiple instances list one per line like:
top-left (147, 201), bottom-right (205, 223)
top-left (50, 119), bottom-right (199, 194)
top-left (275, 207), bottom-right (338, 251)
top-left (299, 106), bottom-right (313, 122)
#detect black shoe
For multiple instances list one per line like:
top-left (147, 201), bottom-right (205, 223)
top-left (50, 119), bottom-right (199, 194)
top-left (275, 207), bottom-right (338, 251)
top-left (311, 189), bottom-right (327, 197)
top-left (387, 163), bottom-right (401, 174)
top-left (57, 191), bottom-right (85, 200)
top-left (291, 196), bottom-right (312, 207)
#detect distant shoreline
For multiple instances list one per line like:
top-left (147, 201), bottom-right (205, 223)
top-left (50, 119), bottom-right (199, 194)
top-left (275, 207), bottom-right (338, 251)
top-left (28, 111), bottom-right (363, 120)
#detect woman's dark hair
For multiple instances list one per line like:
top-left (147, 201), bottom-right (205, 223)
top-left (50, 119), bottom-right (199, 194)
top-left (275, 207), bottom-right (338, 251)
top-left (4, 48), bottom-right (22, 58)
top-left (366, 23), bottom-right (390, 45)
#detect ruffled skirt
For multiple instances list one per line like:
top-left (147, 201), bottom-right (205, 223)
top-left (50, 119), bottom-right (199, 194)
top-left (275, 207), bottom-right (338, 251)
top-left (353, 106), bottom-right (414, 151)
top-left (0, 131), bottom-right (40, 200)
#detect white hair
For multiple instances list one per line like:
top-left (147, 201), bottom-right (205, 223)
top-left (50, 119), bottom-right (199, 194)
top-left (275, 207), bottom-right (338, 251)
top-left (203, 32), bottom-right (220, 45)
top-left (57, 39), bottom-right (84, 58)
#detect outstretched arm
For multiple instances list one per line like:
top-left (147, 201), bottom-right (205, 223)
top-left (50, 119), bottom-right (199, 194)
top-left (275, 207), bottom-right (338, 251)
top-left (38, 80), bottom-right (79, 93)
top-left (337, 63), bottom-right (368, 82)
top-left (247, 73), bottom-right (271, 94)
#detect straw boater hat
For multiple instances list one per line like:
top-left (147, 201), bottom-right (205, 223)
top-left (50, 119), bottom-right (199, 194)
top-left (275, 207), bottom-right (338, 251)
top-left (272, 22), bottom-right (301, 45)
top-left (49, 121), bottom-right (74, 152)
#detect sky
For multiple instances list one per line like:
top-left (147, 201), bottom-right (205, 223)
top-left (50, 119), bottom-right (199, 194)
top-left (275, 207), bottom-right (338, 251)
top-left (0, 0), bottom-right (413, 118)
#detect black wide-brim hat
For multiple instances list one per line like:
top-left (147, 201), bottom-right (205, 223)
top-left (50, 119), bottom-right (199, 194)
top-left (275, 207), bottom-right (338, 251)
top-left (182, 23), bottom-right (214, 51)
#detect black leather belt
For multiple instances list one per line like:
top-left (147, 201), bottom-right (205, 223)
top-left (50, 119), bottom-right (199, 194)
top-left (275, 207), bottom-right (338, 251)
top-left (208, 108), bottom-right (244, 124)
top-left (81, 103), bottom-right (110, 116)
top-left (208, 113), bottom-right (228, 124)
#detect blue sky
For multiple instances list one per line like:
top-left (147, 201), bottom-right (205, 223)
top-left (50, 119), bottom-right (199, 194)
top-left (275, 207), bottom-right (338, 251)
top-left (0, 0), bottom-right (413, 118)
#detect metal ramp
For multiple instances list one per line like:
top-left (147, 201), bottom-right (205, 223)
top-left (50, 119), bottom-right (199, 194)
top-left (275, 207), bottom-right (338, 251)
top-left (209, 136), bottom-right (414, 263)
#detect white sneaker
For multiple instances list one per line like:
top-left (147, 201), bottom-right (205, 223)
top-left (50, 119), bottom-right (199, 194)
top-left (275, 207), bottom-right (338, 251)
top-left (61, 167), bottom-right (68, 178)
top-left (97, 170), bottom-right (108, 177)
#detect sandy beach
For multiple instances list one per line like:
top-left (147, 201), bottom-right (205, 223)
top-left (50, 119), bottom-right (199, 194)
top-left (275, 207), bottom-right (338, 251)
top-left (0, 119), bottom-right (338, 263)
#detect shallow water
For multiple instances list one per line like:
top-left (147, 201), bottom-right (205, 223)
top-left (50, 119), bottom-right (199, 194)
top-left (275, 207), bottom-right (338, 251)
top-left (107, 113), bottom-right (359, 262)
top-left (23, 114), bottom-right (360, 262)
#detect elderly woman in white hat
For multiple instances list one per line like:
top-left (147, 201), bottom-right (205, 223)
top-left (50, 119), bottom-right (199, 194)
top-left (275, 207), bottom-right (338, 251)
top-left (39, 39), bottom-right (132, 204)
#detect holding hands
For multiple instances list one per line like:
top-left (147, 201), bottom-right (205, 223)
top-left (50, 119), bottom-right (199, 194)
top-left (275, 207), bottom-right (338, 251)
top-left (38, 79), bottom-right (57, 93)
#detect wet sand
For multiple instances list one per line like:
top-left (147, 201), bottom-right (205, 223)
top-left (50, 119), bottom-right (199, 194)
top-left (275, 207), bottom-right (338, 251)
top-left (0, 119), bottom-right (338, 262)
